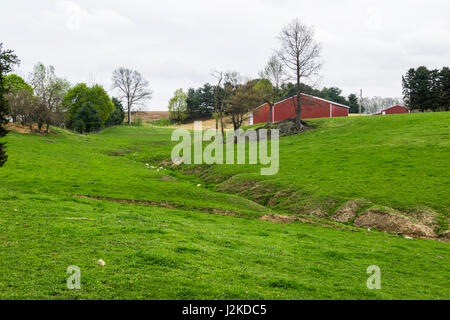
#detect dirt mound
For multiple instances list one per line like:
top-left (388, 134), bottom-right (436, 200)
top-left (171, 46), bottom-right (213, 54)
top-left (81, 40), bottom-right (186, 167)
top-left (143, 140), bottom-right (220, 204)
top-left (354, 208), bottom-right (437, 238)
top-left (257, 119), bottom-right (312, 137)
top-left (331, 199), bottom-right (369, 223)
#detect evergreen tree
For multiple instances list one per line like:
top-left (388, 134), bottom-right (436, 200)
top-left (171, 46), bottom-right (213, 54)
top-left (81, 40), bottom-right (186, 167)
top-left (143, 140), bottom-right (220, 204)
top-left (348, 94), bottom-right (363, 114)
top-left (72, 102), bottom-right (102, 133)
top-left (439, 67), bottom-right (450, 111)
top-left (106, 97), bottom-right (125, 126)
top-left (402, 66), bottom-right (449, 112)
top-left (186, 83), bottom-right (215, 119)
top-left (402, 68), bottom-right (417, 111)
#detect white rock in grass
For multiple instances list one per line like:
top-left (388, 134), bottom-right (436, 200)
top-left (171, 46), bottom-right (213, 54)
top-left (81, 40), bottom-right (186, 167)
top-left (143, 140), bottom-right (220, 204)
top-left (98, 259), bottom-right (106, 266)
top-left (197, 184), bottom-right (201, 187)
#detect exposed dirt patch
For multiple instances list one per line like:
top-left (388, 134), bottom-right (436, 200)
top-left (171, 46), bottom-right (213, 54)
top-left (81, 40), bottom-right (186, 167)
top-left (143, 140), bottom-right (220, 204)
top-left (161, 176), bottom-right (176, 181)
top-left (442, 231), bottom-right (450, 241)
top-left (354, 208), bottom-right (437, 239)
top-left (6, 123), bottom-right (48, 134)
top-left (159, 159), bottom-right (173, 167)
top-left (260, 214), bottom-right (301, 224)
top-left (212, 208), bottom-right (237, 217)
top-left (160, 166), bottom-right (449, 241)
top-left (331, 199), bottom-right (369, 223)
top-left (406, 207), bottom-right (438, 228)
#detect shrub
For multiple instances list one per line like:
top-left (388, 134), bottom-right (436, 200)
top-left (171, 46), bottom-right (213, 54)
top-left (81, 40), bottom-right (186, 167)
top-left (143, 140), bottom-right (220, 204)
top-left (132, 116), bottom-right (143, 127)
top-left (72, 102), bottom-right (102, 133)
top-left (148, 118), bottom-right (172, 126)
top-left (63, 83), bottom-right (114, 127)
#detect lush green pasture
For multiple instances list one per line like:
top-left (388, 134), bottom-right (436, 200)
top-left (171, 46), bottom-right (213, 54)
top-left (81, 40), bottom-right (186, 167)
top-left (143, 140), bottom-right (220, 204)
top-left (198, 113), bottom-right (450, 221)
top-left (0, 112), bottom-right (449, 299)
top-left (0, 190), bottom-right (449, 299)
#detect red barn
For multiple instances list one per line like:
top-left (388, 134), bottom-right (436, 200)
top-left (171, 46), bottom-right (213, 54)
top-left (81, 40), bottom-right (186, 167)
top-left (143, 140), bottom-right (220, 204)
top-left (249, 94), bottom-right (349, 125)
top-left (374, 105), bottom-right (409, 115)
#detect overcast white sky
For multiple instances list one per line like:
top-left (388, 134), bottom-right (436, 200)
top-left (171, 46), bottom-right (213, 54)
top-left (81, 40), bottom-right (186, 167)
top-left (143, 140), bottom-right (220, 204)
top-left (2, 0), bottom-right (449, 110)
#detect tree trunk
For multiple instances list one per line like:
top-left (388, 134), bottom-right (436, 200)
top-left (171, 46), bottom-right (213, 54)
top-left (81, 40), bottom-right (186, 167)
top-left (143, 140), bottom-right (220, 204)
top-left (220, 102), bottom-right (225, 143)
top-left (128, 104), bottom-right (132, 125)
top-left (45, 123), bottom-right (50, 133)
top-left (267, 104), bottom-right (273, 125)
top-left (296, 72), bottom-right (302, 127)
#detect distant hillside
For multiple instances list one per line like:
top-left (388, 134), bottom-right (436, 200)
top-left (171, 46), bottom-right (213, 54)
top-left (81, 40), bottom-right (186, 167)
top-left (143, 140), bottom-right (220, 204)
top-left (129, 111), bottom-right (170, 122)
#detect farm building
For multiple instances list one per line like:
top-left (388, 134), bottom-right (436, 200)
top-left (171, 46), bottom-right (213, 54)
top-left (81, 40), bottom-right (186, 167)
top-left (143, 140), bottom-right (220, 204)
top-left (374, 105), bottom-right (409, 115)
top-left (249, 94), bottom-right (349, 125)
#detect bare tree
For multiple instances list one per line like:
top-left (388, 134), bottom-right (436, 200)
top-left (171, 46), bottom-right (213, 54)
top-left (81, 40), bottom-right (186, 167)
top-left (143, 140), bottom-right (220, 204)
top-left (277, 18), bottom-right (322, 127)
top-left (360, 96), bottom-right (404, 114)
top-left (212, 70), bottom-right (241, 140)
top-left (256, 55), bottom-right (287, 126)
top-left (112, 67), bottom-right (153, 125)
top-left (28, 63), bottom-right (69, 132)
top-left (211, 70), bottom-right (224, 135)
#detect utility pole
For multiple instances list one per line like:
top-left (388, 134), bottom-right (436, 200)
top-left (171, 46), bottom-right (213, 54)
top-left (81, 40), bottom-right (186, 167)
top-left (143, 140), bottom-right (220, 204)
top-left (359, 89), bottom-right (363, 116)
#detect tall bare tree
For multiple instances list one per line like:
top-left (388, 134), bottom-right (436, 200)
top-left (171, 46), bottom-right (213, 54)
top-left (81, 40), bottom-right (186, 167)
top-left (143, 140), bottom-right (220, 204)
top-left (211, 70), bottom-right (224, 135)
top-left (277, 18), bottom-right (322, 127)
top-left (112, 67), bottom-right (152, 125)
top-left (28, 63), bottom-right (70, 132)
top-left (212, 70), bottom-right (241, 140)
top-left (256, 55), bottom-right (286, 126)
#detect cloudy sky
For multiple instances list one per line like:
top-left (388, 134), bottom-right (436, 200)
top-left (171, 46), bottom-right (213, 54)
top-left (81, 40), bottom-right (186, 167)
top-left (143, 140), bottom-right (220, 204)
top-left (2, 0), bottom-right (449, 110)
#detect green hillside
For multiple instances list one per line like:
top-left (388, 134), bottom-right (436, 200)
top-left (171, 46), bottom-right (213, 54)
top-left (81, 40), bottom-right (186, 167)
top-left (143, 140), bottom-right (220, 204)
top-left (0, 112), bottom-right (448, 299)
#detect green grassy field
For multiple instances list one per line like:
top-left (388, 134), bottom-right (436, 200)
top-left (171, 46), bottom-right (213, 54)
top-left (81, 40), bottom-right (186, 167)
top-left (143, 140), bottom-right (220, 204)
top-left (0, 112), bottom-right (449, 299)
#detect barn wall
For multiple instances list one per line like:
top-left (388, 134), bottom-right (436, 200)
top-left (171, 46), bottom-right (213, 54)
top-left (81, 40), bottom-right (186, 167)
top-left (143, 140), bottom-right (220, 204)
top-left (253, 103), bottom-right (271, 124)
top-left (384, 106), bottom-right (409, 114)
top-left (375, 106), bottom-right (409, 115)
top-left (274, 98), bottom-right (296, 122)
top-left (332, 105), bottom-right (349, 117)
top-left (251, 95), bottom-right (349, 124)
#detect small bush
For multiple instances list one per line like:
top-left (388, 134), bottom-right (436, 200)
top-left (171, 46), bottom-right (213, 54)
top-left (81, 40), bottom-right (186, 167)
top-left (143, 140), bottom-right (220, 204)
top-left (148, 118), bottom-right (172, 126)
top-left (132, 116), bottom-right (143, 127)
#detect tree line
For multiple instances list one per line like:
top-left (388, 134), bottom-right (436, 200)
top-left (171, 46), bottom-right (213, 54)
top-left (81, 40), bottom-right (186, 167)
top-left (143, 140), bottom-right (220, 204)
top-left (1, 50), bottom-right (153, 134)
top-left (174, 81), bottom-right (364, 123)
top-left (0, 42), bottom-right (153, 167)
top-left (402, 66), bottom-right (450, 112)
top-left (168, 19), bottom-right (368, 131)
top-left (3, 64), bottom-right (126, 134)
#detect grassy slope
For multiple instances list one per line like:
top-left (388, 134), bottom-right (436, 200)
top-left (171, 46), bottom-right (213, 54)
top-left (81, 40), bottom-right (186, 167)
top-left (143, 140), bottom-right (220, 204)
top-left (198, 113), bottom-right (450, 220)
top-left (0, 112), bottom-right (449, 299)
